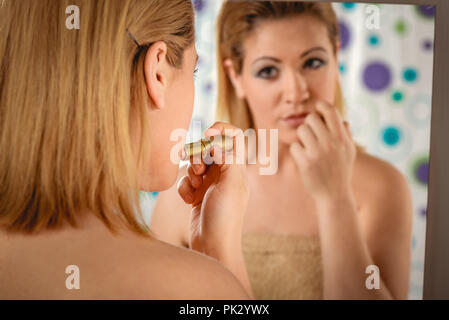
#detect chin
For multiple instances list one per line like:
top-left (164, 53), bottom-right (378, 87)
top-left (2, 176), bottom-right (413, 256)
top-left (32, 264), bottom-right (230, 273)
top-left (278, 129), bottom-right (300, 146)
top-left (138, 162), bottom-right (180, 192)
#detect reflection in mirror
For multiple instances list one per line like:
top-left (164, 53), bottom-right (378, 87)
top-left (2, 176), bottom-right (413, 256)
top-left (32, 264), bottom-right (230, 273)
top-left (143, 1), bottom-right (434, 300)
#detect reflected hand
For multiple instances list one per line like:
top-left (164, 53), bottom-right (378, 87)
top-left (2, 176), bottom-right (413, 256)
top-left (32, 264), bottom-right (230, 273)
top-left (289, 99), bottom-right (356, 201)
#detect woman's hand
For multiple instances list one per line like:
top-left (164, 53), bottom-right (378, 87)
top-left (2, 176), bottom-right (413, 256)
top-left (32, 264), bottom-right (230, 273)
top-left (289, 99), bottom-right (356, 202)
top-left (177, 122), bottom-right (248, 258)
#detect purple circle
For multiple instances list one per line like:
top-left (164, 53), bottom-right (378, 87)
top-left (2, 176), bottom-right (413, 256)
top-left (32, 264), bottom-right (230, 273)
top-left (339, 21), bottom-right (351, 51)
top-left (418, 5), bottom-right (435, 17)
top-left (193, 0), bottom-right (205, 12)
top-left (423, 39), bottom-right (433, 51)
top-left (420, 207), bottom-right (427, 217)
top-left (363, 62), bottom-right (392, 92)
top-left (204, 82), bottom-right (213, 92)
top-left (417, 162), bottom-right (429, 185)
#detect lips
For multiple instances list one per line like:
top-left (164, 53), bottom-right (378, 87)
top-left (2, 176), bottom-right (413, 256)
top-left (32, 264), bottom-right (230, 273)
top-left (281, 112), bottom-right (310, 127)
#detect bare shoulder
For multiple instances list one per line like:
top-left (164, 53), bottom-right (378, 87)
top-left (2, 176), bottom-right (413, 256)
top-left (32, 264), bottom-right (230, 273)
top-left (352, 151), bottom-right (413, 299)
top-left (150, 164), bottom-right (190, 247)
top-left (353, 150), bottom-right (413, 229)
top-left (354, 150), bottom-right (411, 200)
top-left (122, 238), bottom-right (249, 299)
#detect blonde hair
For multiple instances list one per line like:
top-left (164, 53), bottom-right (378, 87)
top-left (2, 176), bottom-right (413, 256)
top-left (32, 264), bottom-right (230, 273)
top-left (216, 1), bottom-right (345, 131)
top-left (0, 0), bottom-right (194, 235)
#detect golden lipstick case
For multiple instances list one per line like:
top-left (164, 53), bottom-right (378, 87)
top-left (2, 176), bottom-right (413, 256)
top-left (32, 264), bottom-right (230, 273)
top-left (182, 135), bottom-right (234, 160)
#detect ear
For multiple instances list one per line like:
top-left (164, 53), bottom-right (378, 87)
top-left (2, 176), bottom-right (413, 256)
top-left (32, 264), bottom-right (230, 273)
top-left (143, 41), bottom-right (172, 110)
top-left (223, 58), bottom-right (245, 99)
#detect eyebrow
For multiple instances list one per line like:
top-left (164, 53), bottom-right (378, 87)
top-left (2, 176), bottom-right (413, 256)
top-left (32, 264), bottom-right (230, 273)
top-left (301, 46), bottom-right (327, 57)
top-left (252, 46), bottom-right (327, 65)
top-left (195, 54), bottom-right (199, 65)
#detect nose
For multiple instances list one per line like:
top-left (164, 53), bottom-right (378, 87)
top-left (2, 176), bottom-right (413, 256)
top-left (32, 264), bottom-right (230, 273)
top-left (284, 70), bottom-right (310, 105)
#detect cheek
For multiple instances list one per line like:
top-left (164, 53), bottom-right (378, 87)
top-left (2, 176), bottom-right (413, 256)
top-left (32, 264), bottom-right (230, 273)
top-left (307, 68), bottom-right (337, 103)
top-left (171, 75), bottom-right (194, 129)
top-left (242, 77), bottom-right (279, 125)
top-left (183, 77), bottom-right (195, 123)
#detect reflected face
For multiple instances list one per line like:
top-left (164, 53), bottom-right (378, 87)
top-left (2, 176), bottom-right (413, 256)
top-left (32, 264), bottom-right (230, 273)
top-left (233, 15), bottom-right (339, 145)
top-left (141, 45), bottom-right (198, 191)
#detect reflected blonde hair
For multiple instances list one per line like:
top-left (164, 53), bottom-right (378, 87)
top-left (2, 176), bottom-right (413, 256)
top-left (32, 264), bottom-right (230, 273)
top-left (0, 0), bottom-right (194, 235)
top-left (216, 1), bottom-right (345, 131)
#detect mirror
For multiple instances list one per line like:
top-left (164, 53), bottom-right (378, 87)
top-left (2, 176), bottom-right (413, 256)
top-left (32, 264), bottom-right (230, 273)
top-left (142, 1), bottom-right (435, 300)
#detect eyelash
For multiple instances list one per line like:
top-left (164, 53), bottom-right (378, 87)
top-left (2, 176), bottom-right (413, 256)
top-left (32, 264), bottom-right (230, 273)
top-left (304, 58), bottom-right (327, 69)
top-left (256, 58), bottom-right (327, 79)
top-left (193, 67), bottom-right (199, 79)
top-left (257, 66), bottom-right (278, 79)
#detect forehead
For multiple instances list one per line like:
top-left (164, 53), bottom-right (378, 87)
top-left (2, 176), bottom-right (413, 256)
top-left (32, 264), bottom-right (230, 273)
top-left (243, 15), bottom-right (331, 60)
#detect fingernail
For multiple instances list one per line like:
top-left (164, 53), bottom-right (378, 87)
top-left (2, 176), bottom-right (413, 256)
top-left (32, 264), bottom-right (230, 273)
top-left (192, 164), bottom-right (201, 174)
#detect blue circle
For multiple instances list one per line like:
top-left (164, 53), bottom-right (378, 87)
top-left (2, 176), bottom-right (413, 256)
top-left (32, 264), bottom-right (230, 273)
top-left (403, 68), bottom-right (419, 83)
top-left (392, 90), bottom-right (404, 102)
top-left (339, 63), bottom-right (346, 74)
top-left (382, 126), bottom-right (401, 146)
top-left (368, 34), bottom-right (380, 46)
top-left (342, 3), bottom-right (357, 10)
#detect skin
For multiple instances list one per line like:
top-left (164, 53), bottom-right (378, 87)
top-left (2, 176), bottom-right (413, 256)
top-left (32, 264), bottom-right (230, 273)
top-left (0, 40), bottom-right (251, 299)
top-left (151, 15), bottom-right (413, 299)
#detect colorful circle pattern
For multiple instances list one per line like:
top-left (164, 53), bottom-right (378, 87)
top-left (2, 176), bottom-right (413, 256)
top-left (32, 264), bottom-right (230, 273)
top-left (363, 62), bottom-right (392, 92)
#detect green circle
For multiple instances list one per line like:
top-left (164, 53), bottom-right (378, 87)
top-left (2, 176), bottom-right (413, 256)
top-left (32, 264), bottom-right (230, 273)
top-left (369, 34), bottom-right (380, 46)
top-left (403, 68), bottom-right (418, 83)
top-left (392, 90), bottom-right (404, 102)
top-left (395, 20), bottom-right (408, 35)
top-left (382, 126), bottom-right (401, 146)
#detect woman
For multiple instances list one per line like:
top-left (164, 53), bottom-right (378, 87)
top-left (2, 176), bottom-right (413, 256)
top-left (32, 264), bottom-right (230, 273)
top-left (151, 1), bottom-right (413, 299)
top-left (0, 0), bottom-right (253, 299)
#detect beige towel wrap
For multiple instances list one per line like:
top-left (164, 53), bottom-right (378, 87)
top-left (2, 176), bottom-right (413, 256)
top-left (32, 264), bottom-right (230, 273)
top-left (242, 233), bottom-right (323, 300)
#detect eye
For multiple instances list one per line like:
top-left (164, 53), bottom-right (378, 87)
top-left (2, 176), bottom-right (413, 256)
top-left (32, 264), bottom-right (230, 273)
top-left (256, 66), bottom-right (278, 79)
top-left (303, 58), bottom-right (327, 70)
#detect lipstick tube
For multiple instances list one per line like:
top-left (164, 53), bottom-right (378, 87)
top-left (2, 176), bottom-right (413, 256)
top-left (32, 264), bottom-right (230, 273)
top-left (182, 135), bottom-right (234, 160)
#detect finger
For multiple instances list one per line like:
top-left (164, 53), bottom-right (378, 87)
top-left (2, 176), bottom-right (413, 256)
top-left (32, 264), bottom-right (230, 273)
top-left (204, 121), bottom-right (240, 138)
top-left (343, 121), bottom-right (352, 139)
top-left (205, 121), bottom-right (242, 154)
top-left (304, 112), bottom-right (330, 145)
top-left (296, 123), bottom-right (318, 152)
top-left (290, 142), bottom-right (307, 167)
top-left (189, 159), bottom-right (207, 175)
top-left (205, 121), bottom-right (244, 167)
top-left (209, 144), bottom-right (227, 165)
top-left (177, 175), bottom-right (195, 204)
top-left (314, 100), bottom-right (345, 138)
top-left (188, 165), bottom-right (203, 189)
